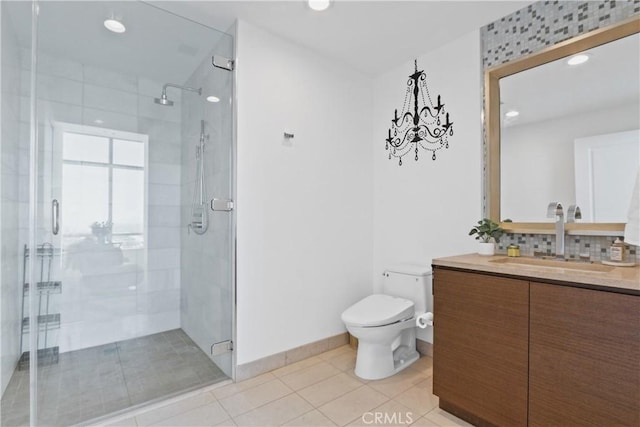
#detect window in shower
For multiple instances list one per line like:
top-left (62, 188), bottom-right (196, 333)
top-left (56, 123), bottom-right (148, 251)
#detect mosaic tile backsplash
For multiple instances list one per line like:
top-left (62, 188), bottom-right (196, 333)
top-left (497, 234), bottom-right (640, 263)
top-left (481, 0), bottom-right (640, 68)
top-left (481, 1), bottom-right (639, 263)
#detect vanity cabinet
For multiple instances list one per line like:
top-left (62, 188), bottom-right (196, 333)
top-left (529, 282), bottom-right (640, 427)
top-left (433, 266), bottom-right (640, 427)
top-left (433, 269), bottom-right (529, 427)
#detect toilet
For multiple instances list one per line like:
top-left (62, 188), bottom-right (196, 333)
top-left (341, 264), bottom-right (432, 380)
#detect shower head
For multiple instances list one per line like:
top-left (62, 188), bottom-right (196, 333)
top-left (154, 83), bottom-right (202, 107)
top-left (154, 91), bottom-right (174, 106)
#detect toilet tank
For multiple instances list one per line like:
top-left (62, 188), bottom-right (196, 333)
top-left (382, 264), bottom-right (432, 313)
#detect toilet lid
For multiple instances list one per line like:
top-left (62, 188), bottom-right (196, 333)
top-left (342, 294), bottom-right (414, 327)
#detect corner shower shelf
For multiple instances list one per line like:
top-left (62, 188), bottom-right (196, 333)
top-left (23, 281), bottom-right (62, 295)
top-left (21, 314), bottom-right (61, 333)
top-left (24, 246), bottom-right (61, 258)
top-left (19, 244), bottom-right (62, 371)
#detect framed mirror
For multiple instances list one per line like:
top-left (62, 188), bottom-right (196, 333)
top-left (485, 15), bottom-right (640, 235)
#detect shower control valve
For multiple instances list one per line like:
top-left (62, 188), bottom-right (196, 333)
top-left (211, 198), bottom-right (234, 212)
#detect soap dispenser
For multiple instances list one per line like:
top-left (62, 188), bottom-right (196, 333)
top-left (609, 238), bottom-right (625, 262)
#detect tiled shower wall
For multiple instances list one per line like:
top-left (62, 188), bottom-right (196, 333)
top-left (481, 0), bottom-right (640, 262)
top-left (0, 6), bottom-right (24, 396)
top-left (17, 49), bottom-right (182, 352)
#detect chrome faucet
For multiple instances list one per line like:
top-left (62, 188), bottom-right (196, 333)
top-left (547, 202), bottom-right (565, 259)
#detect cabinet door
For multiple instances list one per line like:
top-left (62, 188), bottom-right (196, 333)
top-left (433, 269), bottom-right (529, 427)
top-left (529, 282), bottom-right (640, 426)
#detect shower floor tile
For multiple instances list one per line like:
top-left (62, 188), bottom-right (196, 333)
top-left (0, 329), bottom-right (228, 427)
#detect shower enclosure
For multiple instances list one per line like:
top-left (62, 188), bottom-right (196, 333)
top-left (0, 1), bottom-right (235, 425)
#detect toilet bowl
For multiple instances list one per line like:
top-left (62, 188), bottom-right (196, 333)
top-left (341, 265), bottom-right (432, 380)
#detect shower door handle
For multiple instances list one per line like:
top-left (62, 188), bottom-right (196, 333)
top-left (52, 199), bottom-right (60, 235)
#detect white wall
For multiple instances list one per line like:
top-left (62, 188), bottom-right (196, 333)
top-left (501, 102), bottom-right (640, 222)
top-left (235, 21), bottom-right (373, 365)
top-left (372, 30), bottom-right (483, 342)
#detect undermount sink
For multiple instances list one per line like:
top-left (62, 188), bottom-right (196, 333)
top-left (489, 256), bottom-right (614, 273)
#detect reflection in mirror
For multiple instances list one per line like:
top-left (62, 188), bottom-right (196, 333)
top-left (499, 33), bottom-right (640, 223)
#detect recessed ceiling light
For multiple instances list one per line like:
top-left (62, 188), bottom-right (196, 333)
top-left (104, 18), bottom-right (126, 34)
top-left (505, 110), bottom-right (520, 118)
top-left (94, 119), bottom-right (104, 124)
top-left (308, 0), bottom-right (331, 11)
top-left (567, 54), bottom-right (590, 66)
top-left (206, 95), bottom-right (220, 103)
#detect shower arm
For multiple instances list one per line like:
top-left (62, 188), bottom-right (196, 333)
top-left (161, 83), bottom-right (202, 97)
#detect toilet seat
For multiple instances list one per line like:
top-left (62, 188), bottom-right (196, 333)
top-left (342, 294), bottom-right (414, 327)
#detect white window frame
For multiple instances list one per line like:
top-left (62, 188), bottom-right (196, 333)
top-left (52, 122), bottom-right (149, 239)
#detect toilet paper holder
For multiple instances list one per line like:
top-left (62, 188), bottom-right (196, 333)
top-left (416, 312), bottom-right (433, 328)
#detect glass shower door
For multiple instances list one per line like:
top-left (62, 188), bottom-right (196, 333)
top-left (0, 1), bottom-right (235, 423)
top-left (20, 1), bottom-right (236, 425)
top-left (179, 45), bottom-right (235, 380)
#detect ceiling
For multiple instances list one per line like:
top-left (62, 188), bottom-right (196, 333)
top-left (5, 1), bottom-right (530, 83)
top-left (152, 0), bottom-right (531, 77)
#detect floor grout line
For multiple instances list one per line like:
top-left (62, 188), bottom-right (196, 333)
top-left (113, 339), bottom-right (135, 410)
top-left (99, 349), bottom-right (452, 427)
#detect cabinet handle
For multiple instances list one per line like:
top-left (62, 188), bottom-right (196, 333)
top-left (52, 199), bottom-right (59, 235)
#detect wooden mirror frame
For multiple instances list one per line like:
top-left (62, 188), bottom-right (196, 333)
top-left (485, 15), bottom-right (640, 235)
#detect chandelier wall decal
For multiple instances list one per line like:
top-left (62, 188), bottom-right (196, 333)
top-left (385, 59), bottom-right (454, 165)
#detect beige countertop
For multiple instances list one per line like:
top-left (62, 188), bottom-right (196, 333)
top-left (432, 253), bottom-right (640, 294)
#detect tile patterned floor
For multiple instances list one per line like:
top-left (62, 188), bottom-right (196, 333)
top-left (1, 329), bottom-right (228, 427)
top-left (99, 345), bottom-right (472, 427)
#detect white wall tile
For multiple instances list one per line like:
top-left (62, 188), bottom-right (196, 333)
top-left (83, 83), bottom-right (138, 115)
top-left (83, 65), bottom-right (138, 93)
top-left (80, 271), bottom-right (140, 297)
top-left (148, 205), bottom-right (180, 227)
top-left (36, 74), bottom-right (83, 105)
top-left (34, 51), bottom-right (83, 81)
top-left (19, 47), bottom-right (30, 70)
top-left (149, 140), bottom-right (182, 165)
top-left (147, 226), bottom-right (181, 249)
top-left (0, 25), bottom-right (23, 390)
top-left (83, 295), bottom-right (138, 322)
top-left (137, 289), bottom-right (180, 314)
top-left (144, 269), bottom-right (180, 292)
top-left (148, 248), bottom-right (180, 270)
top-left (18, 95), bottom-right (29, 123)
top-left (137, 77), bottom-right (164, 97)
top-left (129, 312), bottom-right (180, 337)
top-left (138, 117), bottom-right (181, 144)
top-left (149, 183), bottom-right (180, 206)
top-left (82, 107), bottom-right (139, 133)
top-left (149, 163), bottom-right (181, 185)
top-left (37, 99), bottom-right (82, 123)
